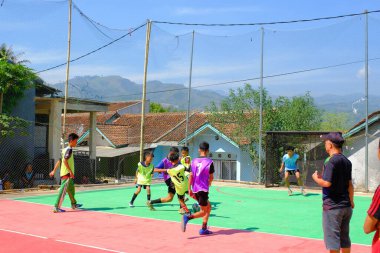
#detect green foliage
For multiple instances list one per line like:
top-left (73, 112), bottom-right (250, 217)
top-left (0, 113), bottom-right (30, 141)
top-left (207, 84), bottom-right (323, 170)
top-left (149, 102), bottom-right (180, 113)
top-left (0, 59), bottom-right (36, 113)
top-left (320, 112), bottom-right (350, 132)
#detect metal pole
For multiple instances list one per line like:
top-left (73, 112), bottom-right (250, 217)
top-left (258, 27), bottom-right (264, 184)
top-left (139, 20), bottom-right (152, 161)
top-left (185, 31), bottom-right (195, 147)
top-left (364, 10), bottom-right (369, 192)
top-left (62, 0), bottom-right (72, 149)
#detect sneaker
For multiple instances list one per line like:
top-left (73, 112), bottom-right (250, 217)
top-left (184, 197), bottom-right (189, 202)
top-left (147, 201), bottom-right (155, 211)
top-left (181, 214), bottom-right (190, 232)
top-left (71, 203), bottom-right (83, 209)
top-left (288, 188), bottom-right (293, 196)
top-left (199, 228), bottom-right (213, 235)
top-left (301, 189), bottom-right (307, 196)
top-left (129, 202), bottom-right (134, 208)
top-left (53, 207), bottom-right (66, 213)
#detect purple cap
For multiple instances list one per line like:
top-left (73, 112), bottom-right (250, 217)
top-left (321, 132), bottom-right (345, 145)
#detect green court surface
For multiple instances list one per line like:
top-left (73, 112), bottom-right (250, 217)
top-left (14, 184), bottom-right (372, 245)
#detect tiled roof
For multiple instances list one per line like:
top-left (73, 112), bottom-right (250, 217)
top-left (97, 125), bottom-right (129, 147)
top-left (108, 101), bottom-right (141, 111)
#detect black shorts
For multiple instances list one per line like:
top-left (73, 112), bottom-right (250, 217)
top-left (165, 178), bottom-right (176, 194)
top-left (136, 184), bottom-right (150, 189)
top-left (286, 170), bottom-right (300, 175)
top-left (195, 191), bottom-right (209, 207)
top-left (177, 191), bottom-right (188, 200)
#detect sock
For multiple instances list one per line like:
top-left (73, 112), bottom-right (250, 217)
top-left (147, 194), bottom-right (151, 201)
top-left (300, 186), bottom-right (304, 191)
top-left (131, 193), bottom-right (138, 204)
top-left (181, 203), bottom-right (190, 213)
top-left (202, 222), bottom-right (207, 230)
top-left (150, 198), bottom-right (161, 204)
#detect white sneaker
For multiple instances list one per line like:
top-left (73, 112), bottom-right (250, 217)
top-left (129, 202), bottom-right (134, 208)
top-left (301, 188), bottom-right (307, 196)
top-left (288, 188), bottom-right (293, 196)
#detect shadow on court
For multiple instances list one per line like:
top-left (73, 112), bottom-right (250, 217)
top-left (187, 227), bottom-right (259, 239)
top-left (83, 207), bottom-right (127, 211)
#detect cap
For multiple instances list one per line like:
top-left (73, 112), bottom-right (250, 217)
top-left (321, 132), bottom-right (345, 145)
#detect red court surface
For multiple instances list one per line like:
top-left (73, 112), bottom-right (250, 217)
top-left (0, 199), bottom-right (371, 253)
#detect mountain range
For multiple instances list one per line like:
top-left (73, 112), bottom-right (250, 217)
top-left (51, 75), bottom-right (379, 125)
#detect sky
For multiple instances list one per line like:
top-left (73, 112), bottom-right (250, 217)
top-left (1, 0), bottom-right (380, 99)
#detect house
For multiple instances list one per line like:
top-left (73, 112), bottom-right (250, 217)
top-left (344, 111), bottom-right (380, 191)
top-left (0, 82), bottom-right (109, 188)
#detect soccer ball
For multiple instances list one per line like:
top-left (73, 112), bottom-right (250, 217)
top-left (192, 203), bottom-right (201, 213)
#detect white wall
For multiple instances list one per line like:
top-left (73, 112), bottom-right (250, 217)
top-left (345, 122), bottom-right (380, 192)
top-left (187, 128), bottom-right (257, 182)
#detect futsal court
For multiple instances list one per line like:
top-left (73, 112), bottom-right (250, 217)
top-left (0, 183), bottom-right (372, 253)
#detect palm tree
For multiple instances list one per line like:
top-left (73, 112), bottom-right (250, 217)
top-left (0, 43), bottom-right (29, 65)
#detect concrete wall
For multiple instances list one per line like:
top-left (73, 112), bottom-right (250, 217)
top-left (345, 122), bottom-right (380, 192)
top-left (186, 128), bottom-right (257, 182)
top-left (0, 88), bottom-right (35, 180)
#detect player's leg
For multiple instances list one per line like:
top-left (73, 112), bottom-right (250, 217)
top-left (130, 185), bottom-right (141, 207)
top-left (149, 180), bottom-right (175, 206)
top-left (53, 178), bottom-right (68, 212)
top-left (340, 207), bottom-right (352, 253)
top-left (182, 192), bottom-right (212, 234)
top-left (178, 194), bottom-right (190, 214)
top-left (284, 171), bottom-right (292, 195)
top-left (145, 186), bottom-right (155, 210)
top-left (295, 171), bottom-right (306, 195)
top-left (67, 178), bottom-right (81, 209)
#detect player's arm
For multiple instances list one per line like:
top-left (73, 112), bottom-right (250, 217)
top-left (363, 215), bottom-right (378, 234)
top-left (348, 180), bottom-right (354, 208)
top-left (209, 163), bottom-right (215, 187)
top-left (153, 160), bottom-right (165, 173)
top-left (279, 162), bottom-right (284, 173)
top-left (154, 168), bottom-right (168, 173)
top-left (312, 171), bottom-right (331, 187)
top-left (134, 169), bottom-right (138, 184)
top-left (49, 160), bottom-right (61, 178)
top-left (188, 172), bottom-right (193, 196)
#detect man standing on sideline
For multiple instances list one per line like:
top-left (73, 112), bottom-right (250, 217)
top-left (312, 132), bottom-right (354, 253)
top-left (363, 138), bottom-right (380, 253)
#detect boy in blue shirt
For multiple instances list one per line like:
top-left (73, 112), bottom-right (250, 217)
top-left (279, 146), bottom-right (306, 196)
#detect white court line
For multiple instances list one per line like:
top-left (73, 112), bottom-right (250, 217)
top-left (0, 228), bottom-right (48, 239)
top-left (9, 199), bottom-right (371, 248)
top-left (0, 227), bottom-right (126, 253)
top-left (56, 240), bottom-right (126, 253)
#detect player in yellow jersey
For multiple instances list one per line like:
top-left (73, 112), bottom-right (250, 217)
top-left (129, 151), bottom-right (155, 210)
top-left (155, 152), bottom-right (191, 214)
top-left (50, 133), bottom-right (82, 213)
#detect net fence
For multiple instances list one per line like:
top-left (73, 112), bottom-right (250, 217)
top-left (1, 1), bottom-right (380, 191)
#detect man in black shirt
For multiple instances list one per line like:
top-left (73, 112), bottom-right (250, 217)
top-left (312, 132), bottom-right (354, 253)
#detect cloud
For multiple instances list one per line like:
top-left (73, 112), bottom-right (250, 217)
top-left (356, 66), bottom-right (369, 79)
top-left (175, 6), bottom-right (260, 16)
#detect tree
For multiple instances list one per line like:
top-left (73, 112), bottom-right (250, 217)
top-left (0, 45), bottom-right (36, 141)
top-left (149, 102), bottom-right (180, 113)
top-left (320, 112), bottom-right (350, 132)
top-left (207, 84), bottom-right (322, 167)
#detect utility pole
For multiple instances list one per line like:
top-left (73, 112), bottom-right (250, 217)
top-left (258, 27), bottom-right (264, 184)
top-left (185, 31), bottom-right (195, 147)
top-left (364, 10), bottom-right (369, 192)
top-left (139, 20), bottom-right (152, 161)
top-left (62, 0), bottom-right (72, 148)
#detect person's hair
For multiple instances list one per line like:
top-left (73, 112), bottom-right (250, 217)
top-left (286, 146), bottom-right (295, 151)
top-left (199, 141), bottom-right (209, 151)
top-left (181, 146), bottom-right (189, 152)
top-left (68, 133), bottom-right (79, 142)
top-left (170, 146), bottom-right (179, 153)
top-left (331, 141), bottom-right (344, 149)
top-left (144, 151), bottom-right (154, 160)
top-left (168, 152), bottom-right (180, 162)
top-left (24, 163), bottom-right (33, 171)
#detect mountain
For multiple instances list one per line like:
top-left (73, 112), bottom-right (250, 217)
top-left (51, 76), bottom-right (225, 110)
top-left (51, 76), bottom-right (380, 125)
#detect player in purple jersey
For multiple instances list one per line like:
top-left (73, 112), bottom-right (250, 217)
top-left (147, 147), bottom-right (179, 210)
top-left (182, 141), bottom-right (214, 235)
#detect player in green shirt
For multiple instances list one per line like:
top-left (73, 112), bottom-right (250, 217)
top-left (129, 151), bottom-right (155, 210)
top-left (50, 133), bottom-right (82, 213)
top-left (155, 152), bottom-right (191, 214)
